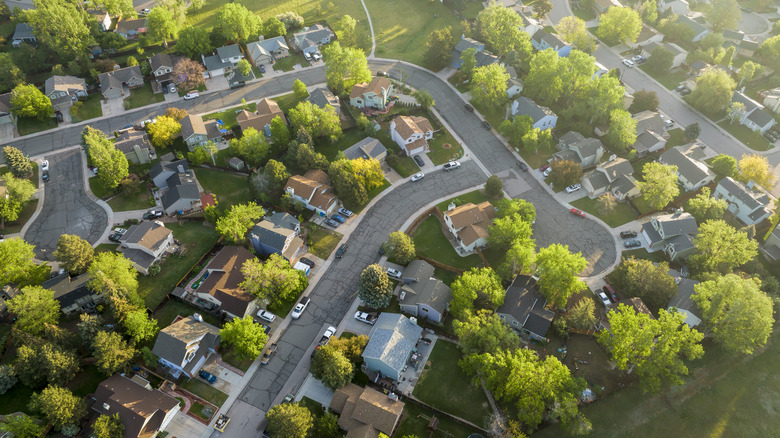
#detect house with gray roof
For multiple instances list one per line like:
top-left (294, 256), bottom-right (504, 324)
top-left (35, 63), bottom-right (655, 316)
top-left (676, 15), bottom-right (710, 42)
top-left (505, 66), bottom-right (524, 97)
top-left (148, 53), bottom-right (176, 88)
top-left (659, 145), bottom-right (715, 191)
top-left (451, 36), bottom-right (500, 68)
top-left (247, 36), bottom-right (289, 66)
top-left (398, 260), bottom-right (452, 323)
top-left (632, 110), bottom-right (666, 136)
top-left (181, 114), bottom-right (224, 151)
top-left (41, 273), bottom-right (103, 316)
top-left (114, 130), bottom-right (153, 164)
top-left (160, 172), bottom-right (202, 215)
top-left (98, 66), bottom-right (144, 99)
top-left (12, 23), bottom-right (36, 47)
top-left (632, 129), bottom-right (666, 157)
top-left (362, 313), bottom-right (423, 381)
top-left (44, 75), bottom-right (87, 108)
top-left (630, 24), bottom-right (664, 49)
top-left (581, 157), bottom-right (639, 200)
top-left (667, 268), bottom-right (702, 327)
top-left (249, 212), bottom-right (303, 261)
top-left (738, 39), bottom-right (759, 57)
top-left (343, 137), bottom-right (388, 161)
top-left (553, 132), bottom-right (604, 168)
top-left (292, 24), bottom-right (334, 54)
top-left (152, 314), bottom-right (220, 379)
top-left (730, 90), bottom-right (777, 134)
top-left (307, 86), bottom-right (345, 121)
top-left (150, 159), bottom-right (188, 188)
top-left (510, 97), bottom-right (557, 130)
top-left (641, 210), bottom-right (698, 260)
top-left (658, 0), bottom-right (690, 15)
top-left (713, 177), bottom-right (773, 225)
top-left (761, 224), bottom-right (780, 261)
top-left (0, 93), bottom-right (14, 137)
top-left (119, 221), bottom-right (174, 274)
top-left (531, 29), bottom-right (572, 56)
top-left (496, 275), bottom-right (555, 341)
top-left (194, 246), bottom-right (258, 319)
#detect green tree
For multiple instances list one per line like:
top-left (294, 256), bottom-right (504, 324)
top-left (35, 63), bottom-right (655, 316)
top-left (482, 175), bottom-right (503, 198)
top-left (213, 3), bottom-right (262, 43)
top-left (28, 385), bottom-right (87, 431)
top-left (549, 159), bottom-right (582, 190)
top-left (488, 214), bottom-right (533, 250)
top-left (639, 0), bottom-right (658, 23)
top-left (737, 60), bottom-right (762, 87)
top-left (27, 0), bottom-right (93, 59)
top-left (0, 238), bottom-right (48, 287)
top-left (556, 16), bottom-right (595, 52)
top-left (15, 342), bottom-right (79, 387)
top-left (313, 412), bottom-right (340, 438)
top-left (230, 127), bottom-right (271, 167)
top-left (453, 309), bottom-right (520, 355)
top-left (357, 264), bottom-right (393, 309)
top-left (412, 89), bottom-right (434, 109)
top-left (97, 0), bottom-right (136, 17)
top-left (450, 267), bottom-right (505, 318)
top-left (476, 3), bottom-right (531, 55)
top-left (216, 203), bottom-right (265, 243)
top-left (311, 344), bottom-right (353, 389)
top-left (175, 26), bottom-right (212, 59)
top-left (285, 140), bottom-right (329, 172)
top-left (288, 101), bottom-right (342, 141)
top-left (707, 0), bottom-right (741, 31)
top-left (382, 231), bottom-right (416, 265)
top-left (93, 413), bottom-right (124, 438)
top-left (460, 47), bottom-right (478, 78)
top-left (266, 402), bottom-right (314, 438)
top-left (333, 15), bottom-right (357, 46)
top-left (146, 115), bottom-right (181, 148)
top-left (188, 145), bottom-right (212, 166)
top-left (499, 115), bottom-right (532, 147)
top-left (534, 244), bottom-right (587, 308)
top-left (738, 154), bottom-right (775, 190)
top-left (425, 26), bottom-right (455, 71)
top-left (495, 198), bottom-right (536, 223)
top-left (688, 70), bottom-right (735, 115)
top-left (498, 237), bottom-right (536, 281)
top-left (270, 116), bottom-right (291, 146)
top-left (533, 0), bottom-right (552, 17)
top-left (122, 310), bottom-right (159, 343)
top-left (262, 159), bottom-right (290, 190)
top-left (646, 46), bottom-right (674, 72)
top-left (0, 53), bottom-right (26, 93)
top-left (263, 16), bottom-right (287, 38)
top-left (727, 101), bottom-right (745, 124)
top-left (53, 234), bottom-right (94, 275)
top-left (328, 159), bottom-right (368, 209)
top-left (77, 313), bottom-right (104, 350)
top-left (639, 162), bottom-right (679, 210)
top-left (596, 7), bottom-right (642, 44)
top-left (0, 364), bottom-right (17, 395)
top-left (10, 84), bottom-right (54, 120)
top-left (0, 413), bottom-right (44, 438)
top-left (686, 187), bottom-right (727, 223)
top-left (0, 173), bottom-right (36, 227)
top-left (629, 90), bottom-right (659, 113)
top-left (585, 74), bottom-right (625, 126)
top-left (597, 192), bottom-right (617, 214)
top-left (470, 64), bottom-right (510, 109)
top-left (689, 220), bottom-right (758, 274)
top-left (220, 316), bottom-right (269, 360)
top-left (597, 306), bottom-right (704, 392)
top-left (323, 42), bottom-right (372, 95)
top-left (87, 251), bottom-right (141, 305)
top-left (524, 49), bottom-right (564, 106)
top-left (566, 297), bottom-right (596, 330)
top-left (241, 254), bottom-right (308, 306)
top-left (7, 286), bottom-right (60, 336)
top-left (2, 146), bottom-right (32, 178)
top-left (684, 122), bottom-right (700, 141)
top-left (612, 257), bottom-right (677, 311)
top-left (605, 109), bottom-right (637, 152)
top-left (83, 127), bottom-right (129, 189)
top-left (146, 6), bottom-right (179, 46)
top-left (711, 154), bottom-right (738, 178)
top-left (237, 59), bottom-right (252, 77)
top-left (92, 331), bottom-right (136, 375)
top-left (293, 78), bottom-right (308, 99)
top-left (328, 335), bottom-right (369, 363)
top-left (276, 11), bottom-right (304, 31)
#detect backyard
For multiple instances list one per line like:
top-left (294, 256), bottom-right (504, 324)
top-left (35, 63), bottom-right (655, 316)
top-left (69, 94), bottom-right (103, 122)
top-left (570, 196), bottom-right (637, 228)
top-left (303, 222), bottom-right (342, 260)
top-left (193, 168), bottom-right (252, 208)
top-left (202, 102), bottom-right (257, 130)
top-left (436, 189), bottom-right (492, 212)
top-left (412, 216), bottom-right (483, 270)
top-left (153, 300), bottom-right (222, 328)
top-left (123, 83), bottom-right (165, 110)
top-left (317, 128), bottom-right (368, 161)
top-left (395, 402), bottom-right (484, 437)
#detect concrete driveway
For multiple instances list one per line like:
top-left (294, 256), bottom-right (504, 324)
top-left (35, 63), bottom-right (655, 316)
top-left (23, 149), bottom-right (108, 260)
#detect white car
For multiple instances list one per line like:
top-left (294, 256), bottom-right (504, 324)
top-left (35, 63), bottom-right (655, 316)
top-left (354, 311), bottom-right (377, 325)
top-left (257, 309), bottom-right (277, 323)
top-left (598, 291), bottom-right (611, 307)
top-left (184, 91), bottom-right (199, 100)
top-left (622, 59), bottom-right (635, 68)
top-left (386, 268), bottom-right (402, 279)
top-left (291, 297), bottom-right (310, 319)
top-left (312, 52), bottom-right (322, 61)
top-left (631, 55), bottom-right (643, 62)
top-left (443, 161), bottom-right (461, 171)
top-left (565, 184), bottom-right (581, 193)
top-left (141, 8), bottom-right (150, 14)
top-left (543, 167), bottom-right (552, 177)
top-left (40, 160), bottom-right (49, 171)
top-left (338, 207), bottom-right (354, 217)
top-left (304, 52), bottom-right (313, 61)
top-left (411, 172), bottom-right (424, 182)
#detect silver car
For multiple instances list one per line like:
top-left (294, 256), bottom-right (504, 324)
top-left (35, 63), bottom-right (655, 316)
top-left (257, 309), bottom-right (276, 323)
top-left (598, 291), bottom-right (611, 307)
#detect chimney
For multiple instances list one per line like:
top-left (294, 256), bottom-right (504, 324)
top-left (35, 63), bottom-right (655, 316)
top-left (447, 202), bottom-right (456, 211)
top-left (102, 403), bottom-right (110, 411)
top-left (672, 208), bottom-right (683, 218)
top-left (747, 180), bottom-right (755, 189)
top-left (177, 164), bottom-right (185, 173)
top-left (193, 313), bottom-right (203, 322)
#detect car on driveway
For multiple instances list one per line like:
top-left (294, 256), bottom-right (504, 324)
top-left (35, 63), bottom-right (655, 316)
top-left (481, 120), bottom-right (491, 130)
top-left (304, 52), bottom-right (313, 61)
top-left (199, 370), bottom-right (217, 384)
top-left (184, 91), bottom-right (199, 100)
top-left (355, 311), bottom-right (377, 325)
top-left (260, 343), bottom-right (278, 364)
top-left (257, 309), bottom-right (277, 323)
top-left (413, 155), bottom-right (425, 167)
top-left (42, 170), bottom-right (49, 182)
top-left (443, 161), bottom-right (461, 171)
top-left (40, 160), bottom-right (49, 171)
top-left (565, 184), bottom-right (581, 193)
top-left (622, 59), bottom-right (635, 68)
top-left (108, 232), bottom-right (122, 242)
top-left (168, 83), bottom-right (176, 93)
top-left (543, 167), bottom-right (552, 177)
top-left (597, 290), bottom-right (612, 307)
top-left (291, 297), bottom-right (310, 319)
top-left (283, 394), bottom-right (295, 403)
top-left (604, 284), bottom-right (619, 303)
top-left (570, 208), bottom-right (585, 218)
top-left (386, 268), bottom-right (402, 279)
top-left (377, 71), bottom-right (388, 77)
top-left (143, 210), bottom-right (163, 220)
top-left (330, 214), bottom-right (346, 223)
top-left (679, 88), bottom-right (691, 96)
top-left (620, 230), bottom-right (638, 239)
top-left (624, 239), bottom-right (642, 248)
top-left (312, 52), bottom-right (322, 61)
top-left (336, 243), bottom-right (348, 258)
top-left (631, 55), bottom-right (643, 62)
top-left (324, 218), bottom-right (339, 228)
top-left (141, 7), bottom-right (150, 14)
top-left (411, 172), bottom-right (424, 182)
top-left (338, 207), bottom-right (354, 217)
top-left (299, 257), bottom-right (316, 268)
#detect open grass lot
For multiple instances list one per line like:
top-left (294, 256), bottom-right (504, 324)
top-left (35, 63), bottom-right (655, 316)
top-left (154, 300), bottom-right (222, 328)
top-left (412, 216), bottom-right (483, 270)
top-left (365, 0), bottom-right (461, 68)
top-left (124, 83), bottom-right (165, 110)
top-left (638, 65), bottom-right (687, 90)
top-left (303, 222), bottom-right (342, 259)
top-left (70, 94), bottom-right (103, 122)
top-left (471, 99), bottom-right (507, 132)
top-left (178, 377), bottom-right (229, 407)
top-left (461, 0), bottom-right (484, 18)
top-left (413, 341), bottom-right (492, 425)
top-left (272, 53), bottom-right (309, 72)
top-left (202, 102), bottom-right (257, 130)
top-left (536, 335), bottom-right (780, 438)
top-left (436, 189), bottom-right (491, 212)
top-left (138, 222), bottom-right (220, 308)
top-left (571, 196), bottom-right (636, 228)
top-left (717, 120), bottom-right (772, 151)
top-left (273, 92), bottom-right (306, 112)
top-left (17, 116), bottom-right (58, 136)
top-left (428, 130), bottom-right (463, 165)
top-left (572, 5), bottom-right (596, 20)
top-left (107, 189), bottom-right (153, 212)
top-left (193, 168), bottom-right (252, 208)
top-left (396, 401), bottom-right (483, 437)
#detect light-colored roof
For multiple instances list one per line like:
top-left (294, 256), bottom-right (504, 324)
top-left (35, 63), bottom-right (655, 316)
top-left (717, 177), bottom-right (771, 211)
top-left (151, 314), bottom-right (220, 367)
top-left (180, 115), bottom-right (207, 141)
top-left (350, 77), bottom-right (392, 99)
top-left (512, 97), bottom-right (556, 123)
top-left (444, 201), bottom-right (495, 230)
top-left (237, 98), bottom-right (286, 133)
top-left (115, 18), bottom-right (146, 34)
top-left (44, 75), bottom-right (86, 97)
top-left (247, 37), bottom-right (288, 62)
top-left (391, 115), bottom-right (433, 140)
top-left (199, 246), bottom-right (256, 316)
top-left (114, 130), bottom-right (150, 154)
top-left (343, 137), bottom-right (387, 160)
top-left (660, 147), bottom-right (713, 185)
top-left (119, 221), bottom-right (172, 253)
top-left (363, 313), bottom-right (423, 376)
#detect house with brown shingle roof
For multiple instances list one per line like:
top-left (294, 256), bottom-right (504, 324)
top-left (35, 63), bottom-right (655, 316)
top-left (114, 18), bottom-right (147, 39)
top-left (151, 314), bottom-right (220, 379)
top-left (284, 169), bottom-right (339, 215)
top-left (442, 201), bottom-right (496, 252)
top-left (389, 115), bottom-right (434, 156)
top-left (330, 383), bottom-right (405, 437)
top-left (114, 130), bottom-right (153, 164)
top-left (237, 98), bottom-right (287, 137)
top-left (44, 75), bottom-right (87, 108)
top-left (349, 77), bottom-right (393, 109)
top-left (118, 221), bottom-right (174, 274)
top-left (181, 114), bottom-right (224, 151)
top-left (194, 246), bottom-right (258, 319)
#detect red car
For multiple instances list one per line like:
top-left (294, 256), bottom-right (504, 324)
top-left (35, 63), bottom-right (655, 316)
top-left (603, 284), bottom-right (619, 302)
top-left (540, 164), bottom-right (550, 172)
top-left (570, 208), bottom-right (585, 218)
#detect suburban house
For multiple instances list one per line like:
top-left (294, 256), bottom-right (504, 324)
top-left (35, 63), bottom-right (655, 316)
top-left (688, 60), bottom-right (711, 77)
top-left (91, 374), bottom-right (179, 438)
top-left (553, 131), bottom-right (605, 168)
top-left (149, 53), bottom-right (176, 89)
top-left (761, 224), bottom-right (780, 261)
top-left (737, 39), bottom-right (760, 58)
top-left (284, 169), bottom-right (340, 215)
top-left (398, 260), bottom-right (452, 323)
top-left (194, 246), bottom-right (258, 319)
top-left (308, 87), bottom-right (344, 121)
top-left (668, 268), bottom-right (702, 327)
top-left (390, 115), bottom-right (435, 156)
top-left (292, 24), bottom-right (334, 54)
top-left (114, 18), bottom-right (147, 39)
top-left (202, 44), bottom-right (243, 77)
top-left (118, 221), bottom-right (174, 274)
top-left (632, 130), bottom-right (667, 157)
top-left (722, 29), bottom-right (746, 44)
top-left (329, 383), bottom-right (405, 437)
top-left (496, 275), bottom-right (556, 341)
top-left (516, 7), bottom-right (544, 35)
top-left (677, 15), bottom-right (710, 42)
top-left (237, 98), bottom-right (287, 137)
top-left (450, 36), bottom-right (500, 68)
top-left (44, 75), bottom-right (87, 110)
top-left (349, 77), bottom-right (393, 109)
top-left (633, 110), bottom-right (666, 136)
top-left (659, 146), bottom-right (715, 192)
top-left (657, 0), bottom-right (690, 15)
top-left (362, 313), bottom-right (423, 381)
top-left (181, 114), bottom-right (224, 151)
top-left (631, 24), bottom-right (664, 49)
top-left (11, 23), bottom-right (36, 47)
top-left (593, 0), bottom-right (623, 15)
top-left (343, 137), bottom-right (388, 161)
top-left (152, 314), bottom-right (220, 379)
top-left (581, 157), bottom-right (640, 200)
top-left (510, 97), bottom-right (558, 130)
top-left (98, 66), bottom-right (144, 100)
top-left (641, 41), bottom-right (687, 69)
top-left (762, 86), bottom-right (780, 114)
top-left (505, 66), bottom-right (524, 98)
top-left (531, 29), bottom-right (572, 56)
top-left (730, 90), bottom-right (777, 134)
top-left (249, 212), bottom-right (303, 261)
top-left (115, 130), bottom-right (153, 164)
top-left (641, 210), bottom-right (698, 260)
top-left (41, 273), bottom-right (102, 316)
top-left (0, 93), bottom-right (13, 139)
top-left (160, 170), bottom-right (202, 215)
top-left (246, 36), bottom-right (289, 66)
top-left (443, 201), bottom-right (496, 252)
top-left (88, 9), bottom-right (112, 32)
top-left (713, 177), bottom-right (773, 225)
top-left (151, 159), bottom-right (188, 188)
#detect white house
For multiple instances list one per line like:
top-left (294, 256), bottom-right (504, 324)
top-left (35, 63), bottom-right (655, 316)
top-left (505, 66), bottom-right (524, 98)
top-left (731, 90), bottom-right (777, 134)
top-left (390, 115), bottom-right (434, 156)
top-left (763, 87), bottom-right (780, 114)
top-left (284, 169), bottom-right (339, 215)
top-left (292, 24), bottom-right (334, 54)
top-left (659, 146), bottom-right (716, 192)
top-left (511, 97), bottom-right (557, 130)
top-left (713, 177), bottom-right (773, 225)
top-left (118, 221), bottom-right (174, 274)
top-left (349, 77), bottom-right (393, 109)
top-left (442, 201), bottom-right (496, 252)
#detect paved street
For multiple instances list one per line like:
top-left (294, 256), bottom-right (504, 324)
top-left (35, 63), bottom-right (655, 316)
top-left (23, 149), bottom-right (108, 260)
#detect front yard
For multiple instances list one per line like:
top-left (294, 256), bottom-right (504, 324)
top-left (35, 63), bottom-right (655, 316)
top-left (273, 92), bottom-right (306, 112)
top-left (107, 188), bottom-right (154, 212)
top-left (303, 222), bottom-right (343, 260)
top-left (638, 65), bottom-right (687, 90)
top-left (717, 120), bottom-right (772, 151)
top-left (17, 116), bottom-right (57, 136)
top-left (202, 102), bottom-right (257, 130)
top-left (124, 83), bottom-right (165, 110)
top-left (470, 99), bottom-right (507, 132)
top-left (193, 168), bottom-right (252, 208)
top-left (272, 53), bottom-right (309, 72)
top-left (412, 216), bottom-right (483, 270)
top-left (70, 94), bottom-right (103, 122)
top-left (570, 196), bottom-right (637, 228)
top-left (428, 130), bottom-right (464, 165)
top-left (178, 377), bottom-right (229, 408)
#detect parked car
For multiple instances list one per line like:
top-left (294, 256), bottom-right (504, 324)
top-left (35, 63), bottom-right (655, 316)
top-left (324, 219), bottom-right (339, 228)
top-left (565, 184), bottom-right (581, 193)
top-left (304, 52), bottom-right (313, 61)
top-left (260, 343), bottom-right (278, 364)
top-left (411, 172), bottom-right (425, 182)
top-left (622, 59), bottom-right (635, 68)
top-left (464, 104), bottom-right (474, 112)
top-left (631, 55), bottom-right (642, 62)
top-left (543, 167), bottom-right (552, 177)
top-left (570, 208), bottom-right (585, 218)
top-left (41, 170), bottom-right (49, 182)
top-left (184, 91), bottom-right (200, 100)
top-left (283, 394), bottom-right (295, 403)
top-left (336, 243), bottom-right (348, 258)
top-left (108, 233), bottom-right (122, 242)
top-left (377, 71), bottom-right (388, 77)
top-left (517, 162), bottom-right (528, 171)
top-left (443, 161), bottom-right (461, 171)
top-left (312, 52), bottom-right (322, 61)
top-left (619, 230), bottom-right (638, 239)
top-left (291, 297), bottom-right (310, 319)
top-left (230, 81), bottom-right (247, 89)
top-left (624, 239), bottom-right (642, 248)
top-left (539, 164), bottom-right (550, 172)
top-left (597, 291), bottom-right (612, 307)
top-left (482, 120), bottom-right (491, 130)
top-left (143, 210), bottom-right (163, 220)
top-left (604, 284), bottom-right (619, 303)
top-left (113, 228), bottom-right (127, 235)
top-left (40, 160), bottom-right (49, 171)
top-left (141, 7), bottom-right (150, 13)
top-left (199, 370), bottom-right (217, 384)
top-left (260, 65), bottom-right (266, 73)
top-left (355, 311), bottom-right (377, 325)
top-left (635, 56), bottom-right (647, 64)
top-left (330, 214), bottom-right (346, 223)
top-left (386, 268), bottom-right (402, 279)
top-left (413, 155), bottom-right (425, 167)
top-left (338, 207), bottom-right (354, 217)
top-left (257, 309), bottom-right (277, 323)
top-left (299, 257), bottom-right (316, 268)
top-left (168, 83), bottom-right (176, 93)
top-left (679, 88), bottom-right (691, 96)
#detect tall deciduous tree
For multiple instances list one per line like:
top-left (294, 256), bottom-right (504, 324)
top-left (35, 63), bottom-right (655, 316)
top-left (10, 84), bottom-right (54, 120)
top-left (450, 268), bottom-right (505, 318)
top-left (0, 238), bottom-right (48, 287)
top-left (639, 162), bottom-right (679, 210)
top-left (27, 0), bottom-right (93, 59)
top-left (146, 115), bottom-right (181, 148)
top-left (230, 127), bottom-right (271, 167)
top-left (470, 63), bottom-right (510, 108)
top-left (556, 16), bottom-right (595, 52)
top-left (293, 79), bottom-right (308, 99)
top-left (122, 310), bottom-right (159, 343)
top-left (597, 192), bottom-right (617, 214)
top-left (93, 413), bottom-right (125, 438)
top-left (328, 159), bottom-right (368, 209)
top-left (0, 364), bottom-right (17, 395)
top-left (596, 7), bottom-right (642, 44)
top-left (0, 53), bottom-right (25, 93)
top-left (0, 173), bottom-right (36, 227)
top-left (488, 214), bottom-right (533, 250)
top-left (628, 90), bottom-right (659, 113)
top-left (605, 109), bottom-right (637, 152)
top-left (566, 297), bottom-right (596, 330)
top-left (92, 331), bottom-right (136, 375)
top-left (213, 3), bottom-right (262, 43)
top-left (499, 238), bottom-right (536, 281)
top-left (220, 316), bottom-right (269, 360)
top-left (0, 413), bottom-right (44, 438)
top-left (686, 187), bottom-right (727, 223)
top-left (288, 101), bottom-right (342, 141)
top-left (425, 26), bottom-right (454, 71)
top-left (53, 234), bottom-right (94, 275)
top-left (270, 116), bottom-right (291, 146)
top-left (358, 264), bottom-right (393, 308)
top-left (382, 231), bottom-right (416, 265)
top-left (476, 3), bottom-right (532, 56)
top-left (87, 252), bottom-right (141, 306)
top-left (266, 402), bottom-right (314, 438)
top-left (311, 344), bottom-right (353, 389)
top-left (499, 115), bottom-right (532, 147)
top-left (333, 15), bottom-right (357, 46)
top-left (706, 0), bottom-right (741, 31)
top-left (689, 220), bottom-right (757, 274)
top-left (534, 244), bottom-right (587, 308)
top-left (83, 127), bottom-right (129, 189)
top-left (453, 309), bottom-right (520, 355)
top-left (412, 89), bottom-right (435, 109)
top-left (495, 198), bottom-right (536, 223)
top-left (216, 203), bottom-right (265, 243)
top-left (323, 42), bottom-right (371, 95)
top-left (460, 48), bottom-right (478, 79)
top-left (7, 286), bottom-right (60, 336)
top-left (241, 253), bottom-right (308, 306)
top-left (688, 70), bottom-right (735, 115)
top-left (524, 49), bottom-right (564, 106)
top-left (263, 17), bottom-right (286, 38)
top-left (647, 46), bottom-right (674, 72)
top-left (15, 342), bottom-right (79, 387)
top-left (684, 122), bottom-right (700, 141)
top-left (711, 154), bottom-right (738, 178)
top-left (2, 146), bottom-right (32, 178)
top-left (146, 6), bottom-right (179, 47)
top-left (612, 257), bottom-right (677, 311)
top-left (175, 26), bottom-right (212, 59)
top-left (28, 385), bottom-right (87, 432)
top-left (485, 175), bottom-right (503, 197)
top-left (97, 0), bottom-right (136, 17)
top-left (171, 58), bottom-right (205, 91)
top-left (738, 154), bottom-right (775, 190)
top-left (549, 159), bottom-right (582, 189)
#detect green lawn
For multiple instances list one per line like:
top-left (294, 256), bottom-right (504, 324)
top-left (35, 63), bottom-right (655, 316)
top-left (448, 71), bottom-right (470, 93)
top-left (178, 378), bottom-right (228, 408)
top-left (412, 216), bottom-right (483, 270)
top-left (665, 128), bottom-right (686, 147)
top-left (461, 1), bottom-right (484, 18)
top-left (470, 98), bottom-right (507, 131)
top-left (70, 94), bottom-right (103, 122)
top-left (88, 176), bottom-right (116, 199)
top-left (717, 120), bottom-right (772, 151)
top-left (273, 93), bottom-right (306, 112)
top-left (571, 196), bottom-right (637, 228)
top-left (95, 243), bottom-right (119, 253)
top-left (303, 222), bottom-right (343, 260)
top-left (622, 247), bottom-right (667, 263)
top-left (68, 364), bottom-right (105, 398)
top-left (572, 6), bottom-right (596, 20)
top-left (631, 195), bottom-right (657, 216)
top-left (481, 245), bottom-right (506, 270)
top-left (193, 168), bottom-right (252, 208)
top-left (123, 83), bottom-right (165, 110)
top-left (428, 130), bottom-right (463, 165)
top-left (272, 53), bottom-right (309, 72)
top-left (154, 299), bottom-right (222, 328)
top-left (202, 102), bottom-right (257, 130)
top-left (107, 189), bottom-right (153, 212)
top-left (17, 116), bottom-right (58, 136)
top-left (436, 189), bottom-right (491, 212)
top-left (366, 178), bottom-right (391, 203)
top-left (221, 346), bottom-right (254, 372)
top-left (387, 152), bottom-right (420, 177)
top-left (317, 129), bottom-right (368, 161)
top-left (0, 379), bottom-right (35, 416)
top-left (413, 341), bottom-right (492, 425)
top-left (1, 200), bottom-right (38, 234)
top-left (395, 399), bottom-right (484, 437)
top-left (138, 222), bottom-right (220, 308)
top-left (189, 401), bottom-right (212, 420)
top-left (638, 65), bottom-right (688, 90)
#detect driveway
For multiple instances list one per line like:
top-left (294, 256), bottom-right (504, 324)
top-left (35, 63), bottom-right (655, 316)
top-left (23, 149), bottom-right (108, 260)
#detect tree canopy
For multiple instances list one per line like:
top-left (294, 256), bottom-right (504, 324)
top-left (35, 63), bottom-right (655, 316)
top-left (323, 42), bottom-right (372, 95)
top-left (596, 7), bottom-right (642, 44)
top-left (220, 316), bottom-right (269, 360)
top-left (476, 3), bottom-right (533, 56)
top-left (689, 220), bottom-right (757, 274)
top-left (0, 238), bottom-right (48, 287)
top-left (28, 385), bottom-right (87, 432)
top-left (288, 101), bottom-right (342, 142)
top-left (7, 286), bottom-right (60, 336)
top-left (53, 234), bottom-right (94, 275)
top-left (453, 309), bottom-right (520, 355)
top-left (383, 231), bottom-right (416, 265)
top-left (738, 154), bottom-right (775, 190)
top-left (706, 0), bottom-right (741, 31)
top-left (266, 402), bottom-right (314, 438)
top-left (605, 109), bottom-right (637, 152)
top-left (358, 264), bottom-right (393, 309)
top-left (611, 257), bottom-right (677, 311)
top-left (685, 187), bottom-right (727, 223)
top-left (450, 268), bottom-right (505, 318)
top-left (470, 64), bottom-right (510, 108)
top-left (425, 26), bottom-right (455, 71)
top-left (146, 6), bottom-right (179, 46)
top-left (11, 84), bottom-right (54, 120)
top-left (28, 0), bottom-right (93, 59)
top-left (92, 331), bottom-right (136, 375)
top-left (639, 162), bottom-right (679, 210)
top-left (311, 343), bottom-right (354, 389)
top-left (534, 244), bottom-right (587, 308)
top-left (83, 126), bottom-right (129, 189)
top-left (213, 3), bottom-right (262, 43)
top-left (688, 70), bottom-right (735, 115)
top-left (216, 203), bottom-right (265, 243)
top-left (146, 115), bottom-right (181, 148)
top-left (175, 26), bottom-right (212, 59)
top-left (230, 127), bottom-right (271, 168)
top-left (241, 253), bottom-right (308, 306)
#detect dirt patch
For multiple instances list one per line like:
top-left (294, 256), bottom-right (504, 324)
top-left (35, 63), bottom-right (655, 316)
top-left (441, 143), bottom-right (452, 149)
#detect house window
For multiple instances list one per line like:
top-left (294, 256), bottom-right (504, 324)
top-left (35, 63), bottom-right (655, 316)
top-left (184, 350), bottom-right (195, 362)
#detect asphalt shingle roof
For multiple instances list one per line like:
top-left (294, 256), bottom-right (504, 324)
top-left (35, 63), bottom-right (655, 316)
top-left (363, 313), bottom-right (423, 376)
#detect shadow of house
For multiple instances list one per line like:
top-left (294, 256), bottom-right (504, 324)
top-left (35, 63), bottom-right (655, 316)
top-left (496, 275), bottom-right (555, 341)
